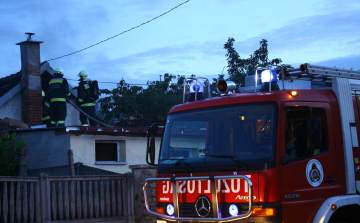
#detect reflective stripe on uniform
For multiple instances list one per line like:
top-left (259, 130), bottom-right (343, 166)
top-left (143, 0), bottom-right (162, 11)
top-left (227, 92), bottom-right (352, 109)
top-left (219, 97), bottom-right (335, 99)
top-left (78, 98), bottom-right (84, 102)
top-left (81, 103), bottom-right (95, 107)
top-left (45, 102), bottom-right (50, 107)
top-left (42, 116), bottom-right (50, 121)
top-left (82, 124), bottom-right (89, 126)
top-left (66, 92), bottom-right (71, 96)
top-left (84, 84), bottom-right (90, 89)
top-left (51, 121), bottom-right (56, 124)
top-left (51, 98), bottom-right (66, 102)
top-left (57, 120), bottom-right (65, 124)
top-left (314, 149), bottom-right (320, 155)
top-left (49, 78), bottom-right (63, 85)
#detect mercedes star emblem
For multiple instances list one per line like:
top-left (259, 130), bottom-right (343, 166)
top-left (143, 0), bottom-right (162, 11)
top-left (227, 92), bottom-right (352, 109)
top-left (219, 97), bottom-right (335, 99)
top-left (195, 196), bottom-right (211, 217)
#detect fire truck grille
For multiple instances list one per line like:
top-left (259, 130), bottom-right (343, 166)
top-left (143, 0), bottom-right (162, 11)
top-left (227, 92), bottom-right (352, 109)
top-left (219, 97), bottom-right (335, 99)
top-left (179, 203), bottom-right (214, 217)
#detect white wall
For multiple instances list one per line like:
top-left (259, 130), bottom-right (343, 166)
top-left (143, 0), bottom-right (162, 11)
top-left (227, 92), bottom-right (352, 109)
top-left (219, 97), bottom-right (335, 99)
top-left (0, 92), bottom-right (22, 121)
top-left (70, 134), bottom-right (161, 174)
top-left (65, 100), bottom-right (81, 126)
top-left (0, 92), bottom-right (81, 126)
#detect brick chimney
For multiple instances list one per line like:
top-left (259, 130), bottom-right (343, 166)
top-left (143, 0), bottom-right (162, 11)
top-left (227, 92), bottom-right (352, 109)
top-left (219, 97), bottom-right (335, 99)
top-left (16, 33), bottom-right (43, 126)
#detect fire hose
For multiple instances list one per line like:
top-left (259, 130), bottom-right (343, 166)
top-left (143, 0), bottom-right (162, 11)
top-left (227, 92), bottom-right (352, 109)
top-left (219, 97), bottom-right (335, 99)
top-left (67, 99), bottom-right (113, 127)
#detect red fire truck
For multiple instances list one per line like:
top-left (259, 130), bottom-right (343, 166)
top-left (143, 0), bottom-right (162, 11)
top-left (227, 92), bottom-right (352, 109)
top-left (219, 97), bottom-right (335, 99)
top-left (143, 64), bottom-right (360, 223)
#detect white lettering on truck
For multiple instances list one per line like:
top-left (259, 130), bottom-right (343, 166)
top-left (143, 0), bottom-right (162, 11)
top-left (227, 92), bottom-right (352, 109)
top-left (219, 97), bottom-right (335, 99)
top-left (162, 175), bottom-right (252, 194)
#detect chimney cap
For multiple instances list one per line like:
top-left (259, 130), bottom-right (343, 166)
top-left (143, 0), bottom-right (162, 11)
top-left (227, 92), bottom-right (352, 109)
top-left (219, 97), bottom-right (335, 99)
top-left (25, 32), bottom-right (35, 41)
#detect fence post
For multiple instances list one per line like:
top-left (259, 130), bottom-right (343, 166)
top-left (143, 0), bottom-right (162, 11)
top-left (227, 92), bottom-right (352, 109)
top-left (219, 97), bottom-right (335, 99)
top-left (68, 150), bottom-right (75, 176)
top-left (19, 149), bottom-right (28, 177)
top-left (39, 173), bottom-right (50, 223)
top-left (125, 173), bottom-right (134, 223)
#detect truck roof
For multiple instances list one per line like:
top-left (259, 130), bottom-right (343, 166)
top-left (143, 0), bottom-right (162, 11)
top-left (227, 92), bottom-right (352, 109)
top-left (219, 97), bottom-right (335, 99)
top-left (169, 89), bottom-right (338, 114)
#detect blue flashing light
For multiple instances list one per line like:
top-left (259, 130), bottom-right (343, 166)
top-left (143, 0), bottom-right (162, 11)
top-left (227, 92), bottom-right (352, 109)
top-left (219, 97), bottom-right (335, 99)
top-left (167, 204), bottom-right (175, 216)
top-left (189, 81), bottom-right (204, 93)
top-left (229, 204), bottom-right (239, 216)
top-left (261, 70), bottom-right (277, 83)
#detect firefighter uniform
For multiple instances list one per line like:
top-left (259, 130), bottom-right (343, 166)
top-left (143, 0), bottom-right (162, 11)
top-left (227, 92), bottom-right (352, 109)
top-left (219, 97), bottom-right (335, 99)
top-left (77, 70), bottom-right (97, 126)
top-left (42, 90), bottom-right (51, 127)
top-left (48, 68), bottom-right (71, 127)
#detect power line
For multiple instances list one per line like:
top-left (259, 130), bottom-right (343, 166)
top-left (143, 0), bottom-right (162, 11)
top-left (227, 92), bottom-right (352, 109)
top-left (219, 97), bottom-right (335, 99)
top-left (67, 78), bottom-right (147, 85)
top-left (44, 0), bottom-right (191, 62)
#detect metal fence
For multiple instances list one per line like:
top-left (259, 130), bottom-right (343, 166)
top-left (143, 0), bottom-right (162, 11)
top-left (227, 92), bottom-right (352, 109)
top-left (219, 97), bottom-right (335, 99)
top-left (0, 174), bottom-right (134, 223)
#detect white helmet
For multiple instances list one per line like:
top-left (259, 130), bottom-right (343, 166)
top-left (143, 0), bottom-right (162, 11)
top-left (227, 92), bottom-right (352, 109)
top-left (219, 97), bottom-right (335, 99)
top-left (54, 67), bottom-right (64, 75)
top-left (78, 70), bottom-right (89, 79)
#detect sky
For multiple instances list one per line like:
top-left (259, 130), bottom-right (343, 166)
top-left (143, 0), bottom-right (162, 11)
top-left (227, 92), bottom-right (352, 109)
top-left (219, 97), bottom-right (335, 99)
top-left (0, 0), bottom-right (359, 90)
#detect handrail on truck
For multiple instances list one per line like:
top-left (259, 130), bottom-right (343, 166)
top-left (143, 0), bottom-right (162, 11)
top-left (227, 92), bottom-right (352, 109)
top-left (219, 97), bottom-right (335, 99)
top-left (143, 175), bottom-right (253, 222)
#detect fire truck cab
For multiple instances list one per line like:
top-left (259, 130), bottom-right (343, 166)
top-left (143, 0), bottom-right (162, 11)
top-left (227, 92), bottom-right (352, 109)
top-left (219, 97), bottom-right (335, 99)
top-left (143, 64), bottom-right (360, 223)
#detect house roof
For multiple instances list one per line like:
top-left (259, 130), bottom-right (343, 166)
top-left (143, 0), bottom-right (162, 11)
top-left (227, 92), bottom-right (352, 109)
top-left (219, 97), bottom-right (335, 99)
top-left (11, 125), bottom-right (163, 137)
top-left (0, 72), bottom-right (21, 98)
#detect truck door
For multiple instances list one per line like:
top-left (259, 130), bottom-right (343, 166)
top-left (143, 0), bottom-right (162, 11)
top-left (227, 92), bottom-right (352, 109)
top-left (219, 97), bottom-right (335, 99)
top-left (280, 102), bottom-right (341, 223)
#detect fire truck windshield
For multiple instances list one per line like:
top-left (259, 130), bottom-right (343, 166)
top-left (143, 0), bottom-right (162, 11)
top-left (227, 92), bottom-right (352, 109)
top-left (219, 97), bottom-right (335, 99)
top-left (158, 102), bottom-right (277, 174)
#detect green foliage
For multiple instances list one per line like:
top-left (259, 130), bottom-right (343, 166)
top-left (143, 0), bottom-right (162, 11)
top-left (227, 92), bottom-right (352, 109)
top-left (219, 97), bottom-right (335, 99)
top-left (224, 38), bottom-right (282, 86)
top-left (99, 73), bottom-right (185, 127)
top-left (99, 38), bottom-right (286, 126)
top-left (0, 132), bottom-right (26, 176)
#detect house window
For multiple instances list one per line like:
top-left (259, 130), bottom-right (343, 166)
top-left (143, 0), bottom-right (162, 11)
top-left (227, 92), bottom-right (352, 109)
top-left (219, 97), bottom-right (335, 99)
top-left (285, 107), bottom-right (328, 161)
top-left (95, 140), bottom-right (126, 164)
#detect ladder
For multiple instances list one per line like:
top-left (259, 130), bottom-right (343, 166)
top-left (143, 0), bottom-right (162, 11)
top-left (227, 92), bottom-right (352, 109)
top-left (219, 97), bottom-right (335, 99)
top-left (283, 63), bottom-right (360, 82)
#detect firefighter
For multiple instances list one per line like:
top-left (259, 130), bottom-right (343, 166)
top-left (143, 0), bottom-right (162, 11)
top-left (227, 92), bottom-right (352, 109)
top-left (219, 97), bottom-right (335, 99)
top-left (42, 90), bottom-right (51, 127)
top-left (77, 70), bottom-right (97, 126)
top-left (48, 67), bottom-right (71, 127)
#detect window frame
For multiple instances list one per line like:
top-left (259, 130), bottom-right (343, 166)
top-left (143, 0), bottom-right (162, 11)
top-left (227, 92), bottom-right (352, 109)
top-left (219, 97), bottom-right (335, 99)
top-left (95, 140), bottom-right (127, 165)
top-left (284, 106), bottom-right (329, 163)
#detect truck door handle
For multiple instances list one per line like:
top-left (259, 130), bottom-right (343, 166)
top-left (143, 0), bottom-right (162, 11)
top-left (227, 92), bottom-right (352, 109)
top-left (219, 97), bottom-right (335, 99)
top-left (324, 178), bottom-right (337, 183)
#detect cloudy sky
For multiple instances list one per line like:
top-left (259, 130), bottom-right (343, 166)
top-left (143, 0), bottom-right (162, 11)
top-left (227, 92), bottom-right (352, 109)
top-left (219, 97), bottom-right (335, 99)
top-left (1, 0), bottom-right (359, 90)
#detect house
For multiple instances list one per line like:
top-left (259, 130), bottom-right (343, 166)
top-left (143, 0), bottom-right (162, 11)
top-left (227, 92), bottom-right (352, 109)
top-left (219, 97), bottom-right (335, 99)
top-left (1, 33), bottom-right (160, 176)
top-left (0, 33), bottom-right (80, 126)
top-left (14, 126), bottom-right (161, 175)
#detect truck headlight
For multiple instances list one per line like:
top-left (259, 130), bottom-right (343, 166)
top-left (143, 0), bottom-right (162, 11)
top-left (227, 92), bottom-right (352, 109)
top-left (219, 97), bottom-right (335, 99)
top-left (167, 204), bottom-right (175, 216)
top-left (229, 204), bottom-right (239, 216)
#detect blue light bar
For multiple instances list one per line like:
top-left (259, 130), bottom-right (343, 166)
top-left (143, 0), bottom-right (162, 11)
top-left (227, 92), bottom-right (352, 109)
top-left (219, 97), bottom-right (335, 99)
top-left (261, 70), bottom-right (277, 83)
top-left (189, 81), bottom-right (204, 93)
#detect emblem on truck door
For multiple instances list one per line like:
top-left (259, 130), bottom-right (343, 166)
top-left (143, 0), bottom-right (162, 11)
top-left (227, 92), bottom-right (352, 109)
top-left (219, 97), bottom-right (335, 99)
top-left (195, 196), bottom-right (211, 217)
top-left (306, 159), bottom-right (324, 187)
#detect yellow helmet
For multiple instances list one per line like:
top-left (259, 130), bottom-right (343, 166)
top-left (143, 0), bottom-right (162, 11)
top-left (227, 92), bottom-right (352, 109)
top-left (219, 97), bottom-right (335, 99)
top-left (54, 67), bottom-right (64, 75)
top-left (78, 70), bottom-right (89, 79)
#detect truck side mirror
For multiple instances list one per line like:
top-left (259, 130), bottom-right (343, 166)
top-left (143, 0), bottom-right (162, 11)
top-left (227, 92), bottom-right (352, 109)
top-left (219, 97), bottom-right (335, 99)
top-left (307, 117), bottom-right (322, 151)
top-left (147, 121), bottom-right (162, 166)
top-left (146, 137), bottom-right (156, 165)
top-left (149, 122), bottom-right (158, 136)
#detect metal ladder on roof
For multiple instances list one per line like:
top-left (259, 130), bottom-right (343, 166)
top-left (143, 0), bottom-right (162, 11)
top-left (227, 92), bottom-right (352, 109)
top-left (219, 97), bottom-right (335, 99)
top-left (282, 63), bottom-right (360, 82)
top-left (280, 63), bottom-right (360, 93)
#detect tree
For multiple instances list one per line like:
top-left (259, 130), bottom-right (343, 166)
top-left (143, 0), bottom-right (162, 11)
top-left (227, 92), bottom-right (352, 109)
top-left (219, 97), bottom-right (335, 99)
top-left (0, 132), bottom-right (26, 176)
top-left (98, 73), bottom-right (185, 127)
top-left (98, 79), bottom-right (143, 126)
top-left (224, 38), bottom-right (282, 87)
top-left (99, 39), bottom-right (287, 126)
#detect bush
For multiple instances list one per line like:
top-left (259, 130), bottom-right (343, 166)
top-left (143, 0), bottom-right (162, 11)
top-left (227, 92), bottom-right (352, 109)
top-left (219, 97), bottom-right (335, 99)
top-left (0, 132), bottom-right (26, 176)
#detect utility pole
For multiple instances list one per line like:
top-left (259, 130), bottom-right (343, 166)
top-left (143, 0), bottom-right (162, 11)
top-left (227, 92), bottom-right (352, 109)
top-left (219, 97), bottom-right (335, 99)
top-left (160, 75), bottom-right (162, 81)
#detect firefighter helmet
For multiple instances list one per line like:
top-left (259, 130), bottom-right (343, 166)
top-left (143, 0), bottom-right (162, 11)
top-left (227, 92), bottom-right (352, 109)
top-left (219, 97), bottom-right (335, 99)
top-left (78, 70), bottom-right (89, 79)
top-left (54, 67), bottom-right (64, 75)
